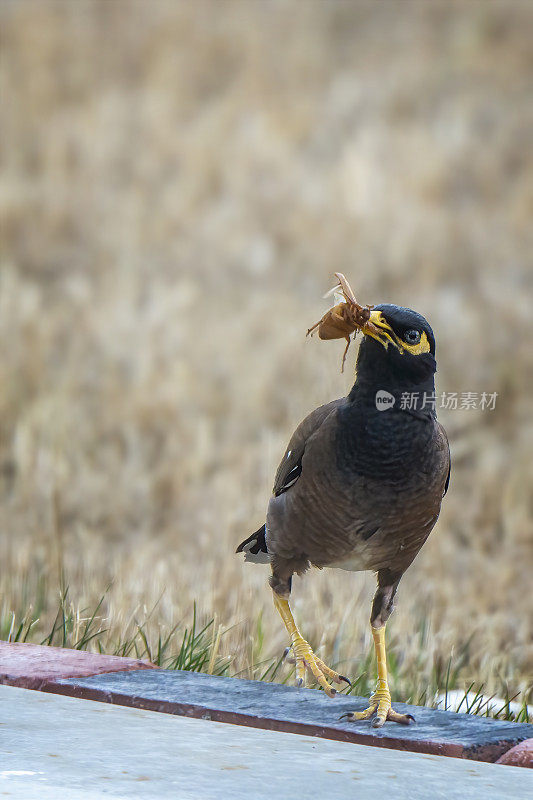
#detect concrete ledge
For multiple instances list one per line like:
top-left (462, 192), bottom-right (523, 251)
top-left (2, 641), bottom-right (531, 764)
top-left (46, 668), bottom-right (533, 763)
top-left (0, 641), bottom-right (155, 690)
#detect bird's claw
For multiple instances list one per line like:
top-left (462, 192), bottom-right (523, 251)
top-left (283, 638), bottom-right (349, 698)
top-left (339, 688), bottom-right (414, 727)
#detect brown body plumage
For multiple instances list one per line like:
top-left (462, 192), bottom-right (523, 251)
top-left (267, 396), bottom-right (449, 596)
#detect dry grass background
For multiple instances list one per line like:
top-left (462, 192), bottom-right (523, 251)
top-left (1, 1), bottom-right (532, 710)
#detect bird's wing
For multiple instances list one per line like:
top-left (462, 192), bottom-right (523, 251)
top-left (273, 398), bottom-right (344, 496)
top-left (436, 421), bottom-right (451, 496)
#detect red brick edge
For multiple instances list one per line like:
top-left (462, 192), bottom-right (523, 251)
top-left (496, 738), bottom-right (533, 769)
top-left (0, 640), bottom-right (156, 690)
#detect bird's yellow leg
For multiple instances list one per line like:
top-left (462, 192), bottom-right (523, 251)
top-left (272, 592), bottom-right (350, 697)
top-left (341, 625), bottom-right (414, 728)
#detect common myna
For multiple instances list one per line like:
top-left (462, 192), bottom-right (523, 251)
top-left (237, 301), bottom-right (450, 727)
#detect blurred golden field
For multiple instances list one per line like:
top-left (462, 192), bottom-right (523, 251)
top-left (1, 1), bottom-right (532, 713)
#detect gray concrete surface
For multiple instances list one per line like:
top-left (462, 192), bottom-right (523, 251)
top-left (1, 685), bottom-right (531, 799)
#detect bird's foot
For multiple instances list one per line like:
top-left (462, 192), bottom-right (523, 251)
top-left (283, 636), bottom-right (350, 698)
top-left (339, 686), bottom-right (414, 728)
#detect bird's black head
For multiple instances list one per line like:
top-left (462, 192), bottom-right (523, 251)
top-left (354, 304), bottom-right (437, 391)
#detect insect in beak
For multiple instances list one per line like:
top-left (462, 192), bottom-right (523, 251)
top-left (306, 273), bottom-right (380, 371)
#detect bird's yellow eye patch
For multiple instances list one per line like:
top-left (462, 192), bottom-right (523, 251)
top-left (399, 331), bottom-right (431, 355)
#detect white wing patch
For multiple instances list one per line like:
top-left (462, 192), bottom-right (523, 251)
top-left (241, 539), bottom-right (270, 564)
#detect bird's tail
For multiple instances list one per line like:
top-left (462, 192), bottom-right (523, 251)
top-left (236, 524), bottom-right (270, 564)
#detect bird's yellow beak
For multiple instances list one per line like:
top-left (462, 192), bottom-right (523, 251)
top-left (363, 310), bottom-right (400, 350)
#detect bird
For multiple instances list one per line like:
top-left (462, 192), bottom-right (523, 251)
top-left (237, 302), bottom-right (450, 727)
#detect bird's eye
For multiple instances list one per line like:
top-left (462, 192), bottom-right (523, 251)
top-left (404, 329), bottom-right (421, 345)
